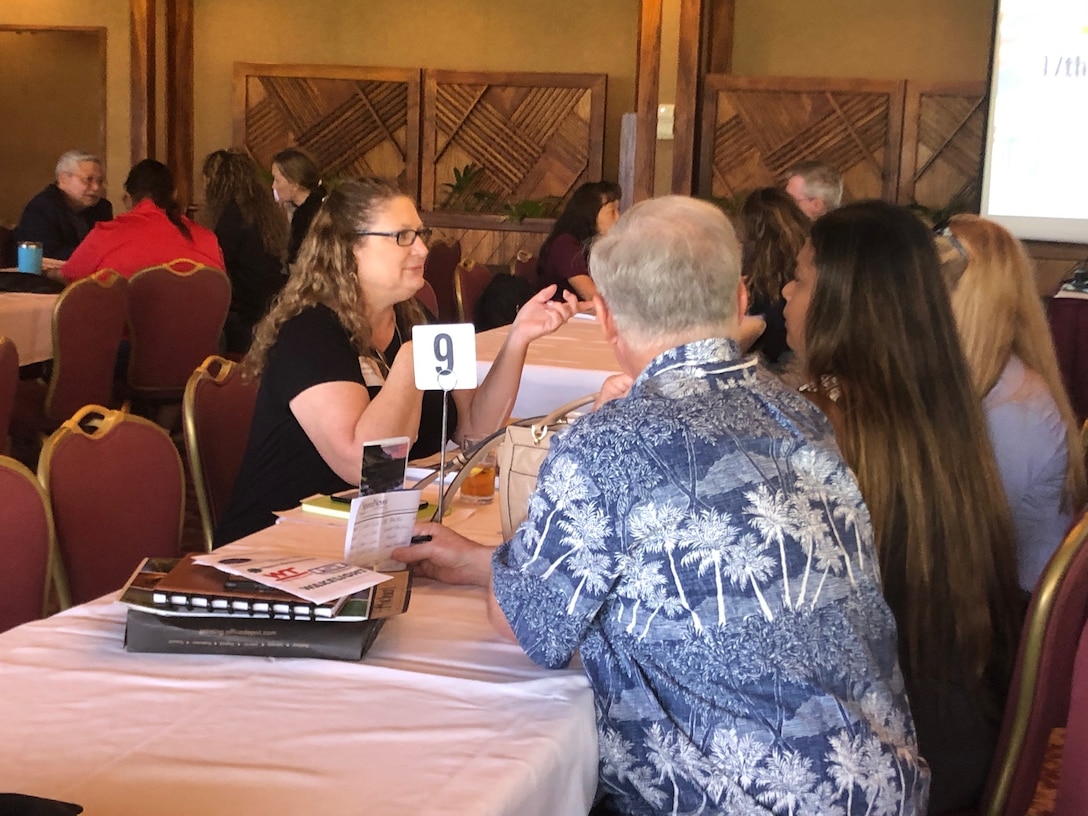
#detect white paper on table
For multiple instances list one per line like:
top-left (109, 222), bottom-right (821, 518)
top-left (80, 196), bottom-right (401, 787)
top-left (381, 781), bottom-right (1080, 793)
top-left (193, 551), bottom-right (390, 604)
top-left (344, 488), bottom-right (422, 570)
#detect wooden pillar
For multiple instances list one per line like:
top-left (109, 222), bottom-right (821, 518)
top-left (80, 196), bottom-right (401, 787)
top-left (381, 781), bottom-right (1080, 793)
top-left (670, 0), bottom-right (702, 195)
top-left (129, 0), bottom-right (156, 165)
top-left (631, 0), bottom-right (663, 203)
top-left (706, 0), bottom-right (735, 74)
top-left (165, 0), bottom-right (194, 209)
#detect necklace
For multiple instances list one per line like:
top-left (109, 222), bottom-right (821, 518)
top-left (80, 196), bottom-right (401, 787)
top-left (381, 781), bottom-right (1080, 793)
top-left (371, 320), bottom-right (403, 377)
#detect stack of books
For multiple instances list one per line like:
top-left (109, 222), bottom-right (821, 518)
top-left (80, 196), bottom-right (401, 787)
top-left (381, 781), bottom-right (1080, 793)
top-left (119, 554), bottom-right (412, 661)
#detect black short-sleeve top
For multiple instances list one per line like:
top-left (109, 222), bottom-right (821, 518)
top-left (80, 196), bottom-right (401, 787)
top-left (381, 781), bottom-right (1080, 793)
top-left (214, 303), bottom-right (455, 545)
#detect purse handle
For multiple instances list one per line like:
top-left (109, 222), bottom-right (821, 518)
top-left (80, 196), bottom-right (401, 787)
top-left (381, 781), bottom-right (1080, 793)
top-left (421, 392), bottom-right (598, 522)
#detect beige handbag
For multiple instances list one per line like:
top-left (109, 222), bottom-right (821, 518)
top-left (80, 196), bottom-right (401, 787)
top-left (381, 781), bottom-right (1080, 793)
top-left (495, 394), bottom-right (597, 540)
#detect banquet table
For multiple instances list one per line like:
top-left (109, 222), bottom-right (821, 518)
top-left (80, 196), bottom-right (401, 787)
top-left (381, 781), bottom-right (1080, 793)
top-left (475, 314), bottom-right (619, 418)
top-left (0, 498), bottom-right (597, 816)
top-left (0, 291), bottom-right (58, 364)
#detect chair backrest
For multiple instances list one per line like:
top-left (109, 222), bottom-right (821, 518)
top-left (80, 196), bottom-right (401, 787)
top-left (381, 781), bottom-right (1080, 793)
top-left (511, 250), bottom-right (539, 290)
top-left (1055, 618), bottom-right (1088, 814)
top-left (416, 279), bottom-right (440, 318)
top-left (126, 259), bottom-right (231, 398)
top-left (0, 455), bottom-right (53, 632)
top-left (453, 258), bottom-right (492, 325)
top-left (0, 336), bottom-right (18, 456)
top-left (0, 224), bottom-right (15, 268)
top-left (983, 510), bottom-right (1088, 816)
top-left (182, 355), bottom-right (259, 552)
top-left (45, 269), bottom-right (128, 423)
top-left (423, 239), bottom-right (461, 323)
top-left (38, 404), bottom-right (185, 607)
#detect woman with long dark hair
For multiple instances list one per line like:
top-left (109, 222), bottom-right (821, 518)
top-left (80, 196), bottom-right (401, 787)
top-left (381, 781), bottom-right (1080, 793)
top-left (59, 159), bottom-right (223, 282)
top-left (738, 187), bottom-right (810, 368)
top-left (203, 149), bottom-right (288, 353)
top-left (782, 199), bottom-right (1024, 813)
top-left (536, 181), bottom-right (621, 301)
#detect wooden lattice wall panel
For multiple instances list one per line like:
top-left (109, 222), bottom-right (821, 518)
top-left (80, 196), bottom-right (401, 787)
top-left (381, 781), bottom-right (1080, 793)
top-left (232, 64), bottom-right (420, 195)
top-left (422, 70), bottom-right (606, 213)
top-left (898, 81), bottom-right (987, 212)
top-left (699, 76), bottom-right (906, 205)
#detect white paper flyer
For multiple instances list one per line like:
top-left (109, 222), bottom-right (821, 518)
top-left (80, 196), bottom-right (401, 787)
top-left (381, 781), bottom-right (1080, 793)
top-left (344, 489), bottom-right (422, 570)
top-left (193, 551), bottom-right (390, 604)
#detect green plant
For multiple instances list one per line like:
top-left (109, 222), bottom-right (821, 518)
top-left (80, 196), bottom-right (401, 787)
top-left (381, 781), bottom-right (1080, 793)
top-left (500, 196), bottom-right (563, 223)
top-left (440, 164), bottom-right (486, 209)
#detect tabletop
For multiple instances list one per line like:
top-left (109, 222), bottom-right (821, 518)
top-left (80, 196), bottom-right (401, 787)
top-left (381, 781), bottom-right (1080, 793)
top-left (0, 498), bottom-right (598, 816)
top-left (475, 314), bottom-right (620, 418)
top-left (0, 291), bottom-right (58, 365)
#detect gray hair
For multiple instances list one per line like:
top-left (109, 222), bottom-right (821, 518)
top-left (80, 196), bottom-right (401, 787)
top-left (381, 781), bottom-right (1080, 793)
top-left (55, 150), bottom-right (103, 178)
top-left (590, 195), bottom-right (741, 344)
top-left (787, 160), bottom-right (843, 210)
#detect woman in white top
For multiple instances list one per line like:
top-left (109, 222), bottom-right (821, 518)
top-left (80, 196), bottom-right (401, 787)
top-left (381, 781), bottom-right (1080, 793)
top-left (942, 214), bottom-right (1086, 590)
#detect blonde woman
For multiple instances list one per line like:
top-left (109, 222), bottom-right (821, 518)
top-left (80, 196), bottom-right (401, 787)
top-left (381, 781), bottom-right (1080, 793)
top-left (943, 214), bottom-right (1087, 591)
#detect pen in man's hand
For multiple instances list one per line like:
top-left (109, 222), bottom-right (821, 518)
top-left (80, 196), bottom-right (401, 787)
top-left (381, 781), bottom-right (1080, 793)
top-left (410, 535), bottom-right (432, 544)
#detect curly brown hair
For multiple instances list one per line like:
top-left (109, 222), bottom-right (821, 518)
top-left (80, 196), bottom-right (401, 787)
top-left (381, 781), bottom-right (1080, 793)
top-left (739, 187), bottom-right (810, 306)
top-left (202, 149), bottom-right (288, 259)
top-left (243, 178), bottom-right (425, 378)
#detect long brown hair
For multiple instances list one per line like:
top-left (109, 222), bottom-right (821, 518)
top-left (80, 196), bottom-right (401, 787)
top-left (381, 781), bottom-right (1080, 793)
top-left (202, 149), bottom-right (288, 260)
top-left (244, 178), bottom-right (424, 377)
top-left (945, 213), bottom-right (1087, 513)
top-left (739, 187), bottom-right (810, 305)
top-left (803, 200), bottom-right (1021, 698)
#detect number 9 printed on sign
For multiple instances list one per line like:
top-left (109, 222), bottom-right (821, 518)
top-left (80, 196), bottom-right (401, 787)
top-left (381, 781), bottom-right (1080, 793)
top-left (411, 323), bottom-right (478, 391)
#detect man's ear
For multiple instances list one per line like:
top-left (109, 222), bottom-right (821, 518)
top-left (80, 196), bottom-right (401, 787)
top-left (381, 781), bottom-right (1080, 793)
top-left (594, 294), bottom-right (619, 346)
top-left (736, 277), bottom-right (749, 321)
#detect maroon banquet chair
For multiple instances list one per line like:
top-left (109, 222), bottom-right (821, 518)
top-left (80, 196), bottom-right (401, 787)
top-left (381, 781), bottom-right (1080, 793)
top-left (510, 250), bottom-right (539, 291)
top-left (0, 336), bottom-right (18, 455)
top-left (12, 269), bottom-right (128, 439)
top-left (416, 279), bottom-right (440, 318)
top-left (182, 355), bottom-right (259, 552)
top-left (38, 404), bottom-right (185, 608)
top-left (977, 509), bottom-right (1088, 816)
top-left (453, 258), bottom-right (492, 326)
top-left (0, 455), bottom-right (53, 631)
top-left (422, 239), bottom-right (460, 323)
top-left (125, 259), bottom-right (231, 417)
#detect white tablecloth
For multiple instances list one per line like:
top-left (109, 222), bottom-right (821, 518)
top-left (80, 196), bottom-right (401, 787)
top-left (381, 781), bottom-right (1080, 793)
top-left (0, 291), bottom-right (58, 364)
top-left (475, 315), bottom-right (620, 418)
top-left (0, 500), bottom-right (597, 816)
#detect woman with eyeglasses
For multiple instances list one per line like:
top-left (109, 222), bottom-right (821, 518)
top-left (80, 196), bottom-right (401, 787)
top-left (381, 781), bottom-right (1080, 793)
top-left (215, 178), bottom-right (578, 545)
top-left (940, 214), bottom-right (1086, 592)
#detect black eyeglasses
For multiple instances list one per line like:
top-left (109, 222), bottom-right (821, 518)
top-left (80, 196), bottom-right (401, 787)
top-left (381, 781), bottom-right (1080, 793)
top-left (938, 226), bottom-right (968, 262)
top-left (356, 228), bottom-right (433, 247)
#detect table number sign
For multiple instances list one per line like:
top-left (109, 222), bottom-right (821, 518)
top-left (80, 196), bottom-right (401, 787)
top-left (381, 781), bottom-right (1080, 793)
top-left (411, 323), bottom-right (477, 522)
top-left (411, 323), bottom-right (477, 391)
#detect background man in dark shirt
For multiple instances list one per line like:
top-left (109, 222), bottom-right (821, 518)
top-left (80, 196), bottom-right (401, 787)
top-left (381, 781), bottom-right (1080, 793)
top-left (14, 149), bottom-right (113, 261)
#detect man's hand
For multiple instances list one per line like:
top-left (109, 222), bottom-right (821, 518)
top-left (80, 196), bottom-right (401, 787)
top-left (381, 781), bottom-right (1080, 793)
top-left (392, 522), bottom-right (494, 587)
top-left (593, 374), bottom-right (634, 410)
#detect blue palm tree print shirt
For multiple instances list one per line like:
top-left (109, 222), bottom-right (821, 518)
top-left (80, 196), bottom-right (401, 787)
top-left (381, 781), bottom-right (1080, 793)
top-left (492, 338), bottom-right (929, 816)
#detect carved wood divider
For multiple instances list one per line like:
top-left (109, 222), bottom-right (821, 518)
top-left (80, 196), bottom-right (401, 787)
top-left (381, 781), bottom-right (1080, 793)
top-left (232, 64), bottom-right (421, 195)
top-left (420, 70), bottom-right (606, 213)
top-left (898, 81), bottom-right (988, 212)
top-left (699, 75), bottom-right (988, 213)
top-left (232, 64), bottom-right (607, 264)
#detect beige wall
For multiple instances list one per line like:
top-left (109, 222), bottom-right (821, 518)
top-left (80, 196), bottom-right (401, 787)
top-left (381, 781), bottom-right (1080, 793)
top-left (733, 0), bottom-right (996, 81)
top-left (0, 1), bottom-right (130, 226)
top-left (192, 0), bottom-right (641, 199)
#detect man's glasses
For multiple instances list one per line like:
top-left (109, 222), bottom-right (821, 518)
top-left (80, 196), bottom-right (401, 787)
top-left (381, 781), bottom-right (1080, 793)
top-left (65, 172), bottom-right (105, 187)
top-left (356, 228), bottom-right (433, 247)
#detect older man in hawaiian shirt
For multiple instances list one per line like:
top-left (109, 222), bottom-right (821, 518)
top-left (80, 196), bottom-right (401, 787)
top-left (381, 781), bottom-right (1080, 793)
top-left (395, 195), bottom-right (929, 816)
